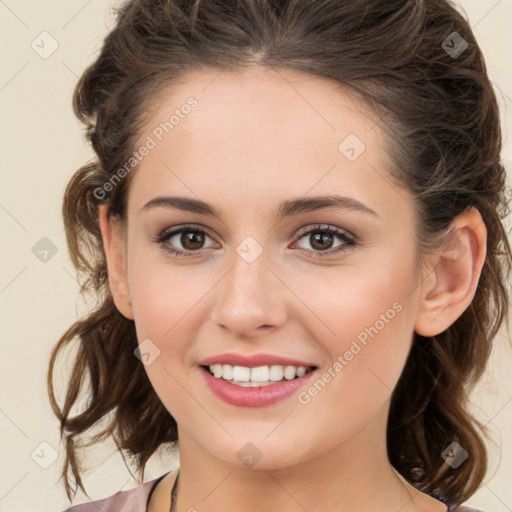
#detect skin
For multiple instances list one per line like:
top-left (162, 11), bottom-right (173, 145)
top-left (98, 66), bottom-right (487, 512)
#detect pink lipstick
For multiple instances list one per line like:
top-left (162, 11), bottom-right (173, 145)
top-left (197, 353), bottom-right (319, 407)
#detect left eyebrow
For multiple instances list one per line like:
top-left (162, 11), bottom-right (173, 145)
top-left (277, 195), bottom-right (379, 218)
top-left (140, 194), bottom-right (379, 220)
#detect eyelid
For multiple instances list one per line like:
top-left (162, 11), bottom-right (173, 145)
top-left (294, 223), bottom-right (356, 240)
top-left (157, 223), bottom-right (216, 240)
top-left (155, 222), bottom-right (356, 242)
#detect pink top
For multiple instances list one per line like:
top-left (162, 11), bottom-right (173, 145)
top-left (61, 470), bottom-right (486, 512)
top-left (61, 471), bottom-right (172, 512)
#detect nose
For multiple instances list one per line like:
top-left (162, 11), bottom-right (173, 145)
top-left (209, 248), bottom-right (288, 340)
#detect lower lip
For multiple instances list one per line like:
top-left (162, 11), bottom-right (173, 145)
top-left (199, 366), bottom-right (318, 407)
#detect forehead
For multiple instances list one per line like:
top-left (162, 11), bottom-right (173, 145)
top-left (137, 65), bottom-right (384, 150)
top-left (128, 66), bottom-right (400, 217)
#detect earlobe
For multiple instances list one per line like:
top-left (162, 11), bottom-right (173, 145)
top-left (97, 204), bottom-right (134, 320)
top-left (414, 207), bottom-right (487, 337)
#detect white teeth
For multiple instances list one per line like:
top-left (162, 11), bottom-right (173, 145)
top-left (207, 363), bottom-right (312, 383)
top-left (283, 366), bottom-right (296, 380)
top-left (232, 380), bottom-right (274, 387)
top-left (232, 365), bottom-right (250, 382)
top-left (222, 364), bottom-right (233, 380)
top-left (269, 365), bottom-right (283, 381)
top-left (251, 365), bottom-right (269, 382)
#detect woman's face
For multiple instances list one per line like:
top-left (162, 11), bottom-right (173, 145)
top-left (117, 66), bottom-right (426, 470)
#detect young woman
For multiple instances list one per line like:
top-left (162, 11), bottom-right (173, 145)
top-left (48, 1), bottom-right (511, 511)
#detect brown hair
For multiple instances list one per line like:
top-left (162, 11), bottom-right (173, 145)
top-left (48, 0), bottom-right (512, 505)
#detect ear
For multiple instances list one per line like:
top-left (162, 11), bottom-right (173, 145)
top-left (97, 204), bottom-right (134, 320)
top-left (414, 207), bottom-right (487, 337)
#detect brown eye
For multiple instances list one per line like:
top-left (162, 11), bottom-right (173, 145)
top-left (294, 224), bottom-right (357, 258)
top-left (308, 231), bottom-right (335, 251)
top-left (153, 225), bottom-right (216, 257)
top-left (179, 230), bottom-right (206, 250)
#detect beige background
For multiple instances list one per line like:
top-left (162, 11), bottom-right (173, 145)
top-left (0, 1), bottom-right (511, 511)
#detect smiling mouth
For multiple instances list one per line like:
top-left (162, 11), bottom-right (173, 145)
top-left (200, 364), bottom-right (317, 386)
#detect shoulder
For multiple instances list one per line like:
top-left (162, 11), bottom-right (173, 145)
top-left (450, 505), bottom-right (488, 512)
top-left (429, 490), bottom-right (488, 512)
top-left (60, 473), bottom-right (167, 512)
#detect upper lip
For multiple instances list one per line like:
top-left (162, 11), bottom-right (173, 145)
top-left (198, 353), bottom-right (318, 368)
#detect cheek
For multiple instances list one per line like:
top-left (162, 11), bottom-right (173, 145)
top-left (296, 298), bottom-right (414, 441)
top-left (297, 250), bottom-right (415, 337)
top-left (298, 252), bottom-right (417, 400)
top-left (127, 244), bottom-right (209, 335)
top-left (126, 255), bottom-right (203, 413)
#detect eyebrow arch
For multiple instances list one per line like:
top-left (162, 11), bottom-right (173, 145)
top-left (140, 194), bottom-right (379, 219)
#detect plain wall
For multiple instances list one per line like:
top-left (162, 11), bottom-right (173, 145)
top-left (0, 1), bottom-right (511, 511)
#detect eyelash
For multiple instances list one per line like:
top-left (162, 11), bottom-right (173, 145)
top-left (152, 224), bottom-right (358, 259)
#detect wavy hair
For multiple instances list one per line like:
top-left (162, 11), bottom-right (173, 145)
top-left (48, 0), bottom-right (512, 504)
